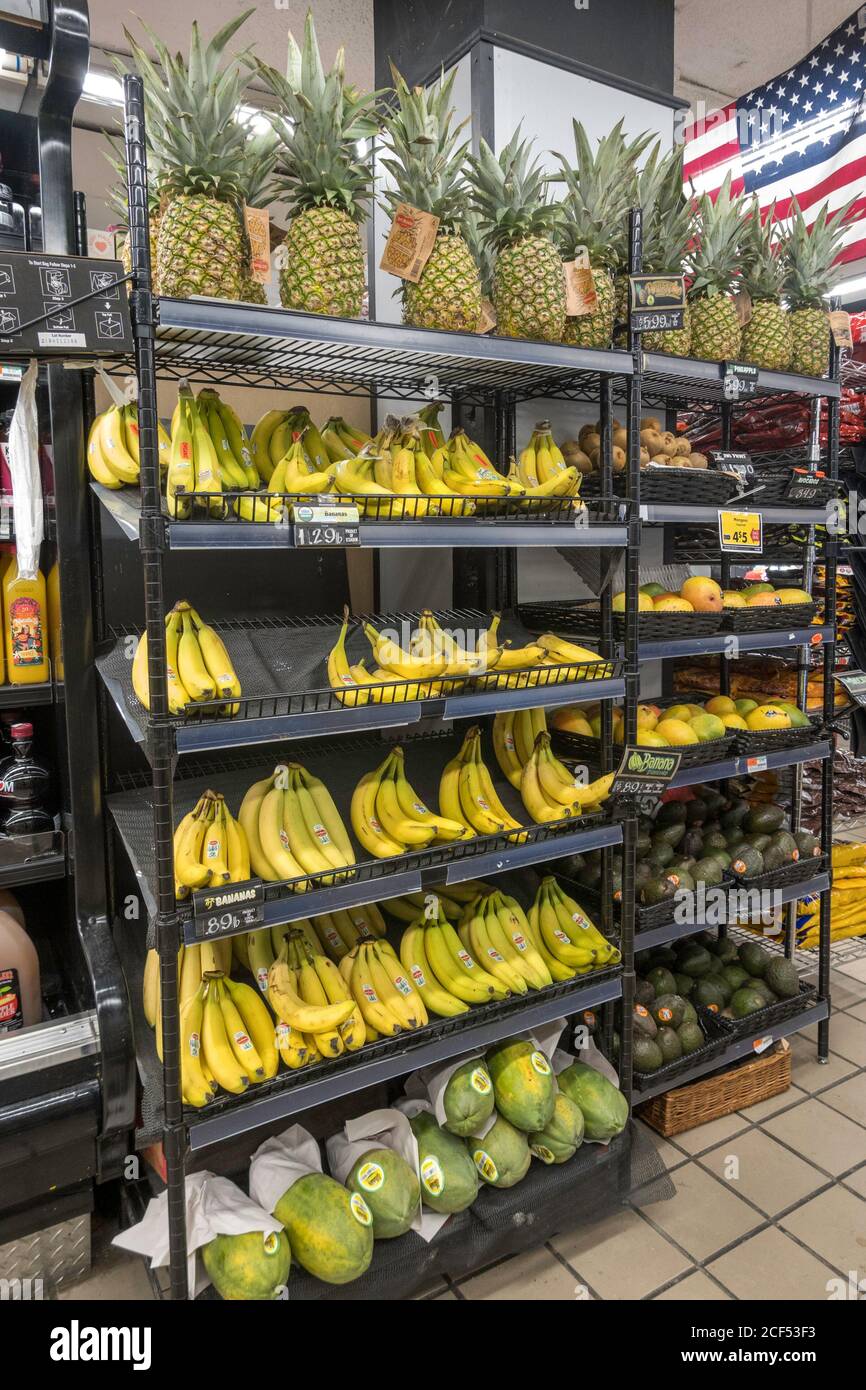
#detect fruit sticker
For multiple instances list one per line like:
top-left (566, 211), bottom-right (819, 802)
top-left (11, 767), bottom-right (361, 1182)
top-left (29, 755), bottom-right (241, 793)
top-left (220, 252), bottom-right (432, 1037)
top-left (487, 947), bottom-right (505, 963)
top-left (349, 1192), bottom-right (372, 1227)
top-left (635, 1005), bottom-right (649, 1019)
top-left (263, 1232), bottom-right (280, 1256)
top-left (656, 1007), bottom-right (673, 1024)
top-left (531, 1050), bottom-right (552, 1076)
top-left (530, 1144), bottom-right (555, 1164)
top-left (473, 1149), bottom-right (498, 1182)
top-left (410, 964), bottom-right (427, 988)
top-left (470, 1067), bottom-right (492, 1095)
top-left (232, 1030), bottom-right (253, 1052)
top-left (357, 1161), bottom-right (385, 1193)
top-left (420, 1155), bottom-right (444, 1196)
top-left (457, 949), bottom-right (475, 969)
top-left (188, 1031), bottom-right (201, 1058)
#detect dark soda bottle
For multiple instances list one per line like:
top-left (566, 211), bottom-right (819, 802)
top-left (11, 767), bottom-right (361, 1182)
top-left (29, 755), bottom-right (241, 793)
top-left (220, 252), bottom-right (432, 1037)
top-left (0, 722), bottom-right (53, 835)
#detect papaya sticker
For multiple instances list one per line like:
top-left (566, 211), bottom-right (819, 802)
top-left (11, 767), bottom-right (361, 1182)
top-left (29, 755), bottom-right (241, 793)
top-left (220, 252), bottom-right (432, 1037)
top-left (420, 1155), bottom-right (444, 1196)
top-left (357, 1161), bottom-right (385, 1193)
top-left (531, 1050), bottom-right (552, 1076)
top-left (262, 1232), bottom-right (281, 1256)
top-left (470, 1067), bottom-right (492, 1095)
top-left (530, 1144), bottom-right (555, 1164)
top-left (473, 1149), bottom-right (498, 1182)
top-left (349, 1192), bottom-right (372, 1227)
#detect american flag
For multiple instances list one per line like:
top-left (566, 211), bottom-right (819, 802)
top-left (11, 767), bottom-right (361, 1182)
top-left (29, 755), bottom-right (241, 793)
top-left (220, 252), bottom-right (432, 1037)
top-left (683, 5), bottom-right (866, 268)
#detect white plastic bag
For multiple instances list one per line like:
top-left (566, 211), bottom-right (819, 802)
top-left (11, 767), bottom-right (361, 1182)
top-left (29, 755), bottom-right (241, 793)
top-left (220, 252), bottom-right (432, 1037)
top-left (7, 359), bottom-right (42, 579)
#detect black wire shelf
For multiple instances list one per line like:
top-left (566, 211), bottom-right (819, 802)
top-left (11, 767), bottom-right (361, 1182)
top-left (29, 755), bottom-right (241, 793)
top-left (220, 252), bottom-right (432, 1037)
top-left (106, 729), bottom-right (623, 940)
top-left (639, 353), bottom-right (839, 405)
top-left (97, 607), bottom-right (624, 756)
top-left (90, 482), bottom-right (630, 551)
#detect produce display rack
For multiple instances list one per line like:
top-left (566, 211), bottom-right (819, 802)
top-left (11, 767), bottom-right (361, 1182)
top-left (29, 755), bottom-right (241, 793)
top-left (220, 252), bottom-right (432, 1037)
top-left (104, 78), bottom-right (841, 1299)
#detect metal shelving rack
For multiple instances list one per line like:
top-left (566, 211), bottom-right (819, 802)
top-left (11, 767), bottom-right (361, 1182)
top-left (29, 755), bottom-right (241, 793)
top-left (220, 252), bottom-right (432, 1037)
top-left (108, 76), bottom-right (644, 1301)
top-left (108, 73), bottom-right (841, 1296)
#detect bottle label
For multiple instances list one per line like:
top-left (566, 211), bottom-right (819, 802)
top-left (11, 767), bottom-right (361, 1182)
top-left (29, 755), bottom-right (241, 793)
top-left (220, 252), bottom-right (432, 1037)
top-left (9, 595), bottom-right (44, 668)
top-left (0, 968), bottom-right (23, 1031)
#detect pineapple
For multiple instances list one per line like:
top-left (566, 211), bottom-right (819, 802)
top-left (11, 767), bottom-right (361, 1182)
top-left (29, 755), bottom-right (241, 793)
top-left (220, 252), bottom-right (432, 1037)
top-left (687, 173), bottom-right (744, 362)
top-left (640, 146), bottom-right (694, 357)
top-left (380, 65), bottom-right (481, 333)
top-left (784, 195), bottom-right (859, 377)
top-left (555, 119), bottom-right (654, 349)
top-left (739, 198), bottom-right (792, 371)
top-left (103, 136), bottom-right (161, 292)
top-left (254, 12), bottom-right (379, 319)
top-left (468, 128), bottom-right (565, 343)
top-left (123, 15), bottom-right (256, 303)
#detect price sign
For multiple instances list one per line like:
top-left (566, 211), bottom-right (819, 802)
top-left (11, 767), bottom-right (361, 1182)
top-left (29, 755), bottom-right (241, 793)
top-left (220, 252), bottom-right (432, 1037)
top-left (192, 879), bottom-right (264, 939)
top-left (293, 502), bottom-right (360, 548)
top-left (784, 470), bottom-right (823, 502)
top-left (837, 669), bottom-right (866, 707)
top-left (714, 450), bottom-right (754, 486)
top-left (752, 1035), bottom-right (774, 1054)
top-left (610, 745), bottom-right (682, 801)
top-left (718, 508), bottom-right (763, 553)
top-left (722, 362), bottom-right (759, 401)
top-left (628, 273), bottom-right (686, 333)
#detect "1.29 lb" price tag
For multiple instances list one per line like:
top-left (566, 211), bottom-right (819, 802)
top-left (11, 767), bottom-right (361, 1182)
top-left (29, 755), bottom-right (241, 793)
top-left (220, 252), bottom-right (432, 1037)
top-left (292, 502), bottom-right (361, 548)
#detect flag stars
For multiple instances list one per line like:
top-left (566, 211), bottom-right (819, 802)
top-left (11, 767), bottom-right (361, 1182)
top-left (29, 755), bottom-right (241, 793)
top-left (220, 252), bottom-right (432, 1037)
top-left (776, 84), bottom-right (786, 97)
top-left (824, 62), bottom-right (835, 75)
top-left (835, 42), bottom-right (845, 56)
top-left (854, 76), bottom-right (863, 90)
top-left (829, 88), bottom-right (839, 101)
top-left (846, 22), bottom-right (856, 36)
top-left (814, 81), bottom-right (824, 93)
top-left (781, 110), bottom-right (790, 123)
top-left (810, 56), bottom-right (820, 67)
top-left (840, 71), bottom-right (850, 83)
top-left (804, 99), bottom-right (814, 112)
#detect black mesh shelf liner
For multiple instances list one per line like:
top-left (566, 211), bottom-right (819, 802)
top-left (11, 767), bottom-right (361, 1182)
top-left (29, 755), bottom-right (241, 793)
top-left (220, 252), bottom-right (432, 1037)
top-left (107, 728), bottom-right (613, 929)
top-left (98, 607), bottom-right (618, 735)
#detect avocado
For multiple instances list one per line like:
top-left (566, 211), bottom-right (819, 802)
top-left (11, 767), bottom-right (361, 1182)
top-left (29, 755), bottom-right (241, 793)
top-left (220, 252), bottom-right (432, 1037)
top-left (721, 799), bottom-right (750, 832)
top-left (730, 847), bottom-right (764, 878)
top-left (646, 966), bottom-right (678, 997)
top-left (765, 958), bottom-right (800, 999)
top-left (794, 830), bottom-right (821, 859)
top-left (674, 972), bottom-right (695, 997)
top-left (651, 993), bottom-right (687, 1029)
top-left (761, 845), bottom-right (788, 873)
top-left (656, 801), bottom-right (687, 827)
top-left (738, 942), bottom-right (771, 977)
top-left (710, 975), bottom-right (733, 1005)
top-left (669, 856), bottom-right (697, 876)
top-left (681, 999), bottom-right (698, 1026)
top-left (730, 986), bottom-right (769, 1019)
top-left (633, 1034), bottom-right (664, 1073)
top-left (677, 1020), bottom-right (705, 1055)
top-left (635, 860), bottom-right (653, 887)
top-left (704, 953), bottom-right (727, 979)
top-left (712, 936), bottom-right (740, 964)
top-left (747, 804), bottom-right (786, 834)
top-left (656, 1026), bottom-right (683, 1064)
top-left (693, 978), bottom-right (728, 1011)
top-left (654, 822), bottom-right (686, 850)
top-left (633, 1003), bottom-right (658, 1037)
top-left (682, 829), bottom-right (705, 860)
top-left (635, 832), bottom-right (652, 858)
top-left (634, 978), bottom-right (656, 1007)
top-left (722, 964), bottom-right (750, 991)
top-left (768, 830), bottom-right (798, 861)
top-left (691, 857), bottom-right (725, 887)
top-left (647, 842), bottom-right (675, 870)
top-left (641, 875), bottom-right (678, 906)
top-left (649, 947), bottom-right (678, 968)
top-left (667, 869), bottom-right (695, 893)
top-left (702, 788), bottom-right (727, 817)
top-left (706, 849), bottom-right (732, 869)
top-left (748, 977), bottom-right (777, 1006)
top-left (678, 943), bottom-right (713, 978)
top-left (685, 798), bottom-right (708, 826)
top-left (702, 830), bottom-right (730, 854)
top-left (746, 833), bottom-right (772, 852)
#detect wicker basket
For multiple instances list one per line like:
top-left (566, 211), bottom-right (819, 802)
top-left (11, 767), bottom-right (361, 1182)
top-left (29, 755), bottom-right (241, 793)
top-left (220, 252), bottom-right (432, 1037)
top-left (637, 1040), bottom-right (792, 1136)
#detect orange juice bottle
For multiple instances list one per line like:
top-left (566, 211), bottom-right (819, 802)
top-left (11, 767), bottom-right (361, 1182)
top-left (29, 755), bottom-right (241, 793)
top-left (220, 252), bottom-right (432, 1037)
top-left (46, 559), bottom-right (62, 681)
top-left (3, 561), bottom-right (49, 684)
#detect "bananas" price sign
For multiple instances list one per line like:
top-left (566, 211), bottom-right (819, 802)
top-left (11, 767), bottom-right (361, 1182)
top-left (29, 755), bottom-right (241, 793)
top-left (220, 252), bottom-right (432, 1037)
top-left (192, 880), bottom-right (264, 939)
top-left (718, 508), bottom-right (763, 554)
top-left (610, 746), bottom-right (682, 801)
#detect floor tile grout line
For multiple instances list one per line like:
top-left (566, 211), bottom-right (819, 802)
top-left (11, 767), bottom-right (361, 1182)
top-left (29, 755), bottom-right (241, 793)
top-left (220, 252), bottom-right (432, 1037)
top-left (753, 1110), bottom-right (866, 1181)
top-left (765, 1211), bottom-right (860, 1285)
top-left (690, 1151), bottom-right (837, 1225)
top-left (629, 1189), bottom-right (771, 1270)
top-left (543, 1241), bottom-right (605, 1301)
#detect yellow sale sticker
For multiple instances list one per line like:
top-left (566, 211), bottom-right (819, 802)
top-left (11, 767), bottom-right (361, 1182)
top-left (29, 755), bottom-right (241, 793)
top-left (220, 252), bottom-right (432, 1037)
top-left (718, 509), bottom-right (763, 553)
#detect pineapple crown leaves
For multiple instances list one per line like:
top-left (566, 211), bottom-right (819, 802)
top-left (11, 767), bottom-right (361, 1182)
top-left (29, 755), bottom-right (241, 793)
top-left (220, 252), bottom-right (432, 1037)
top-left (467, 126), bottom-right (562, 250)
top-left (118, 11), bottom-right (257, 204)
top-left (687, 172), bottom-right (745, 299)
top-left (251, 9), bottom-right (381, 223)
top-left (783, 194), bottom-right (863, 308)
top-left (462, 207), bottom-right (496, 298)
top-left (640, 144), bottom-right (695, 274)
top-left (551, 118), bottom-right (656, 269)
top-left (102, 132), bottom-right (161, 224)
top-left (740, 197), bottom-right (788, 301)
top-left (379, 65), bottom-right (472, 233)
top-left (236, 127), bottom-right (281, 210)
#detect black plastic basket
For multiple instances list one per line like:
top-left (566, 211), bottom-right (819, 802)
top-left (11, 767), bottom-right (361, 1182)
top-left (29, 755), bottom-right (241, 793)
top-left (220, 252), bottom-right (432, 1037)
top-left (670, 523), bottom-right (814, 564)
top-left (632, 1005), bottom-right (732, 1092)
top-left (551, 725), bottom-right (735, 771)
top-left (519, 600), bottom-right (724, 646)
top-left (625, 466), bottom-right (741, 506)
top-left (710, 979), bottom-right (818, 1041)
top-left (731, 719), bottom-right (824, 756)
top-left (728, 852), bottom-right (828, 894)
top-left (720, 601), bottom-right (817, 633)
top-left (748, 469), bottom-right (838, 508)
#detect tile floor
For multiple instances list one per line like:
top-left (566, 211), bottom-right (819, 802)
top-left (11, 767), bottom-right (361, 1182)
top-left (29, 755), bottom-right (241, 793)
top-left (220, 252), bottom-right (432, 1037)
top-left (58, 966), bottom-right (866, 1302)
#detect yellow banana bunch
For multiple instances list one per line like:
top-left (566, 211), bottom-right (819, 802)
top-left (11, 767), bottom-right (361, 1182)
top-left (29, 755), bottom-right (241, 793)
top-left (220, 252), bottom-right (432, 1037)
top-left (532, 877), bottom-right (620, 972)
top-left (199, 390), bottom-right (252, 491)
top-left (346, 940), bottom-right (425, 1037)
top-left (130, 601), bottom-right (242, 718)
top-left (268, 937), bottom-right (356, 1035)
top-left (439, 725), bottom-right (523, 840)
top-left (520, 730), bottom-right (586, 824)
top-left (96, 404), bottom-right (141, 486)
top-left (417, 401), bottom-right (447, 455)
top-left (423, 897), bottom-right (508, 1004)
top-left (350, 747), bottom-right (467, 859)
top-left (311, 902), bottom-right (384, 961)
top-left (242, 761), bottom-right (354, 886)
top-left (172, 791), bottom-right (250, 898)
